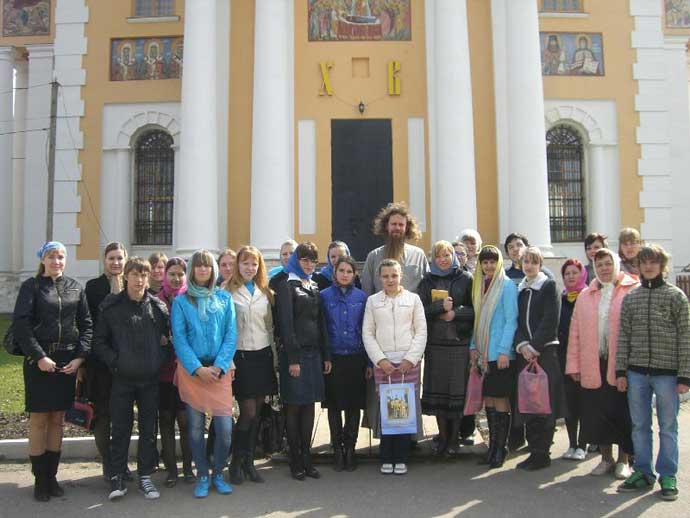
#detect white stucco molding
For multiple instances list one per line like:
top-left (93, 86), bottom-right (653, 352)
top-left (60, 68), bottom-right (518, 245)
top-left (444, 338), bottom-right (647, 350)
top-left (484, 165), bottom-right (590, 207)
top-left (544, 104), bottom-right (609, 144)
top-left (112, 110), bottom-right (181, 150)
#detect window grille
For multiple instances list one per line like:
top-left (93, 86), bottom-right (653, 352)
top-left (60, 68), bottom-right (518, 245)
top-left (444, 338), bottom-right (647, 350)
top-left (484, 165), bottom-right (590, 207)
top-left (135, 0), bottom-right (174, 17)
top-left (134, 130), bottom-right (174, 245)
top-left (546, 125), bottom-right (586, 243)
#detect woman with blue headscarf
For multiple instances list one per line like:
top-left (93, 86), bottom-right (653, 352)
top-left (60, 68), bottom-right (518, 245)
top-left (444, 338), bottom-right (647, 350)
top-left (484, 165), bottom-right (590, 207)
top-left (12, 241), bottom-right (93, 501)
top-left (418, 240), bottom-right (474, 457)
top-left (171, 249), bottom-right (237, 498)
top-left (276, 242), bottom-right (332, 480)
top-left (312, 241), bottom-right (362, 291)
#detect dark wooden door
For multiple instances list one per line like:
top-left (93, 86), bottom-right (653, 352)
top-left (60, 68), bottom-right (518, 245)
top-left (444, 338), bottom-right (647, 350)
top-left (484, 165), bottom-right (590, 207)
top-left (331, 119), bottom-right (393, 261)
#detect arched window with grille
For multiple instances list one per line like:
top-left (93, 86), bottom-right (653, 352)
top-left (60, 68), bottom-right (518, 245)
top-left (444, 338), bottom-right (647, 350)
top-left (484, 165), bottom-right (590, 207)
top-left (134, 130), bottom-right (174, 245)
top-left (546, 125), bottom-right (586, 242)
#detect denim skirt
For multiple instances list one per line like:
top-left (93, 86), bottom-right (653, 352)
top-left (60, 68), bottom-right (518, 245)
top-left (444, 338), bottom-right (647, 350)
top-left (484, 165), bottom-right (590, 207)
top-left (279, 349), bottom-right (325, 405)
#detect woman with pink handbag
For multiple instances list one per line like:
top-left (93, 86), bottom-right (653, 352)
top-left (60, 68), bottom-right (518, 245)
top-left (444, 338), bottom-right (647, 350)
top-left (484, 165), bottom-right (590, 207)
top-left (514, 247), bottom-right (567, 471)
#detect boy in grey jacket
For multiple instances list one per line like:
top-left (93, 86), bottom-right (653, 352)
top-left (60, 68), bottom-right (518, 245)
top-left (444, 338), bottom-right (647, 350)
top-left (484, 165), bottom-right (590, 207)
top-left (616, 244), bottom-right (690, 501)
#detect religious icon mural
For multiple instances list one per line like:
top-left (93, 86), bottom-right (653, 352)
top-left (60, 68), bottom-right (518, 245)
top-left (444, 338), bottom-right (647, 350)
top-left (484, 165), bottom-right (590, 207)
top-left (666, 0), bottom-right (690, 28)
top-left (308, 0), bottom-right (411, 41)
top-left (110, 37), bottom-right (183, 81)
top-left (2, 0), bottom-right (50, 37)
top-left (540, 32), bottom-right (604, 76)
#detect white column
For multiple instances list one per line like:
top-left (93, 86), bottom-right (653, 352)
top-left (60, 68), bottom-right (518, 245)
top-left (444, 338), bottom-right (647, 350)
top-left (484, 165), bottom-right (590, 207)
top-left (22, 45), bottom-right (53, 273)
top-left (496, 0), bottom-right (552, 252)
top-left (250, 0), bottom-right (293, 258)
top-left (12, 58), bottom-right (28, 272)
top-left (176, 0), bottom-right (220, 254)
top-left (588, 143), bottom-right (620, 242)
top-left (426, 0), bottom-right (477, 241)
top-left (0, 47), bottom-right (14, 272)
top-left (100, 149), bottom-right (132, 251)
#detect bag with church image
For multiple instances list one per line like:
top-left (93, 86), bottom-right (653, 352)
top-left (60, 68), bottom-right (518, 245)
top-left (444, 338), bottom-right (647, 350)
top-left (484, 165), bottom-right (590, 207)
top-left (379, 374), bottom-right (417, 436)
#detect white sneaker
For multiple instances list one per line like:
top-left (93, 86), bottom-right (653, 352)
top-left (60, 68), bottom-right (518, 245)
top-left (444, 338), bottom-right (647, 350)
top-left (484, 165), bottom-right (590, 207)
top-left (380, 463), bottom-right (394, 475)
top-left (615, 462), bottom-right (633, 480)
top-left (562, 448), bottom-right (575, 460)
top-left (590, 460), bottom-right (615, 476)
top-left (572, 448), bottom-right (586, 461)
top-left (138, 476), bottom-right (160, 500)
top-left (393, 463), bottom-right (408, 475)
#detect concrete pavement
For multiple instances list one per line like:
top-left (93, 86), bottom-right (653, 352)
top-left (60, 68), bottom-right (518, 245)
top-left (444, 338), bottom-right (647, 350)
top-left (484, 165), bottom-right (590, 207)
top-left (0, 403), bottom-right (688, 518)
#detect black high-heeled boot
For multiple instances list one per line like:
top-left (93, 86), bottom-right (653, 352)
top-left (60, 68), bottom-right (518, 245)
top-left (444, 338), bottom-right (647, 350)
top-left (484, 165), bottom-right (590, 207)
top-left (490, 413), bottom-right (510, 469)
top-left (241, 421), bottom-right (264, 483)
top-left (229, 430), bottom-right (246, 484)
top-left (30, 454), bottom-right (49, 502)
top-left (44, 451), bottom-right (64, 497)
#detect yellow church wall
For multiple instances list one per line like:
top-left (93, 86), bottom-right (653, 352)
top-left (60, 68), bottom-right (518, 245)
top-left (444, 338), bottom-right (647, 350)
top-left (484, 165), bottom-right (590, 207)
top-left (226, 0), bottom-right (255, 250)
top-left (77, 1), bottom-right (185, 260)
top-left (468, 0), bottom-right (499, 247)
top-left (293, 0), bottom-right (430, 258)
top-left (539, 1), bottom-right (643, 232)
top-left (0, 0), bottom-right (55, 47)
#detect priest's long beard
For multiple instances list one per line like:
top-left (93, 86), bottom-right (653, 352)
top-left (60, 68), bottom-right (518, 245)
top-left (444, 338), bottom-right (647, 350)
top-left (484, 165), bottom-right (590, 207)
top-left (384, 234), bottom-right (406, 262)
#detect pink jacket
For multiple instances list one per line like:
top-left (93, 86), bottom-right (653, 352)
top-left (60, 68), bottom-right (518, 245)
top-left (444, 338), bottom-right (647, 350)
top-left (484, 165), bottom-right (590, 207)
top-left (565, 273), bottom-right (639, 389)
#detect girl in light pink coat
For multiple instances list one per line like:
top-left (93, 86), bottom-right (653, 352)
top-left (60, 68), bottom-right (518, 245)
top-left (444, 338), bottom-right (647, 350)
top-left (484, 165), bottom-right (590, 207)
top-left (566, 248), bottom-right (639, 479)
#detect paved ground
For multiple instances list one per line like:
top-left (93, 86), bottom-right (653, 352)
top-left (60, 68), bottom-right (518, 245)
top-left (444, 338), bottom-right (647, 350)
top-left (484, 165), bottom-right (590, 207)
top-left (0, 403), bottom-right (688, 518)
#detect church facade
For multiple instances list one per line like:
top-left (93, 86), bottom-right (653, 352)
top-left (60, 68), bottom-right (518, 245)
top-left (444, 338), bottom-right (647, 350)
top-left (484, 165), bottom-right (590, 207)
top-left (1, 0), bottom-right (690, 310)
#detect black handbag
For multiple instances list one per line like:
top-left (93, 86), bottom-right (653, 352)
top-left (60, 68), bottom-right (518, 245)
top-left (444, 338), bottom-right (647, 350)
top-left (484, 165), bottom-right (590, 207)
top-left (3, 280), bottom-right (39, 356)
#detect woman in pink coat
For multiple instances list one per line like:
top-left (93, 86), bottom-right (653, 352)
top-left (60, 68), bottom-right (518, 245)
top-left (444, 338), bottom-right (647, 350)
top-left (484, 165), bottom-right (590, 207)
top-left (566, 249), bottom-right (639, 479)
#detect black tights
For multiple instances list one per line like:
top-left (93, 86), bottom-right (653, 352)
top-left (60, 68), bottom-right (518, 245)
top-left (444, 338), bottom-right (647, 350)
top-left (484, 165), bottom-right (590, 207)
top-left (285, 404), bottom-right (315, 455)
top-left (237, 397), bottom-right (264, 432)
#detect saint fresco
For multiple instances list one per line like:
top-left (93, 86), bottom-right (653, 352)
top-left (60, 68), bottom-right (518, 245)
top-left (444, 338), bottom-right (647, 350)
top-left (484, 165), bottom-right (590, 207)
top-left (540, 32), bottom-right (604, 76)
top-left (110, 37), bottom-right (183, 82)
top-left (2, 0), bottom-right (50, 37)
top-left (666, 0), bottom-right (690, 28)
top-left (308, 0), bottom-right (411, 41)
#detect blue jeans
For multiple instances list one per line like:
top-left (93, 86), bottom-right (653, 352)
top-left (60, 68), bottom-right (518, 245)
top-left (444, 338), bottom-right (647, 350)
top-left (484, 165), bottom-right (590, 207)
top-left (186, 406), bottom-right (233, 477)
top-left (626, 370), bottom-right (680, 478)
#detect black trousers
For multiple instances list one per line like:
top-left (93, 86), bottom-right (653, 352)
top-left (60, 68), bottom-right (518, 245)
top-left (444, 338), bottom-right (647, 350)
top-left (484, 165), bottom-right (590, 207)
top-left (380, 434), bottom-right (412, 464)
top-left (109, 379), bottom-right (159, 477)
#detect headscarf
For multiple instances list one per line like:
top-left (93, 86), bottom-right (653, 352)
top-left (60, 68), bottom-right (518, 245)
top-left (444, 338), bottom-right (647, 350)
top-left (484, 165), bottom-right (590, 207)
top-left (318, 241), bottom-right (351, 283)
top-left (593, 248), bottom-right (620, 287)
top-left (593, 249), bottom-right (620, 358)
top-left (185, 251), bottom-right (220, 322)
top-left (161, 257), bottom-right (187, 310)
top-left (471, 246), bottom-right (505, 369)
top-left (561, 258), bottom-right (588, 303)
top-left (430, 248), bottom-right (460, 277)
top-left (37, 241), bottom-right (66, 259)
top-left (285, 252), bottom-right (311, 280)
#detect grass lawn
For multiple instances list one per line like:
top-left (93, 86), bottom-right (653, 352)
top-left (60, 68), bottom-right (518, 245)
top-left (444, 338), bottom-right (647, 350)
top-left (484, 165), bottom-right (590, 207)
top-left (0, 314), bottom-right (24, 415)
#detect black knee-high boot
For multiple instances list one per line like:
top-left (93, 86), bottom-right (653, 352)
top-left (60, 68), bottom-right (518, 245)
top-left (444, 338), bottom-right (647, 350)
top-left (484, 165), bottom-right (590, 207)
top-left (241, 420), bottom-right (264, 483)
top-left (343, 409), bottom-right (360, 471)
top-left (478, 408), bottom-right (497, 465)
top-left (44, 450), bottom-right (64, 497)
top-left (527, 418), bottom-right (553, 471)
top-left (489, 413), bottom-right (510, 469)
top-left (30, 454), bottom-right (49, 502)
top-left (230, 429), bottom-right (246, 484)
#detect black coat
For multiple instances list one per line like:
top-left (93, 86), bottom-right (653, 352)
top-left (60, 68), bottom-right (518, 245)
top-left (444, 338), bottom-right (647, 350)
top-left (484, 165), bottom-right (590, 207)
top-left (85, 274), bottom-right (110, 325)
top-left (514, 276), bottom-right (567, 423)
top-left (13, 276), bottom-right (92, 363)
top-left (94, 291), bottom-right (171, 383)
top-left (416, 270), bottom-right (474, 346)
top-left (276, 278), bottom-right (330, 365)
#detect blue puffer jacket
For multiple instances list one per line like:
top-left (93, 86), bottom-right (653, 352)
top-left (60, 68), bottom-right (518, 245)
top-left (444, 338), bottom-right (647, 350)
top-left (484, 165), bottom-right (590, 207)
top-left (469, 278), bottom-right (518, 361)
top-left (320, 285), bottom-right (368, 356)
top-left (171, 289), bottom-right (237, 376)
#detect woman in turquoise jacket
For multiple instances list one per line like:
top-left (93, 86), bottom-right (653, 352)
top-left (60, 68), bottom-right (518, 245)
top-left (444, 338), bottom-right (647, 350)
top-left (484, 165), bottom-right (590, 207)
top-left (469, 245), bottom-right (518, 469)
top-left (171, 249), bottom-right (237, 498)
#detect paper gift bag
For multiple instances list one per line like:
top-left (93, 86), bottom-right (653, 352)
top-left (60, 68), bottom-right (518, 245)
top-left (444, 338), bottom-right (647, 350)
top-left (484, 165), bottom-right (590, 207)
top-left (379, 376), bottom-right (417, 435)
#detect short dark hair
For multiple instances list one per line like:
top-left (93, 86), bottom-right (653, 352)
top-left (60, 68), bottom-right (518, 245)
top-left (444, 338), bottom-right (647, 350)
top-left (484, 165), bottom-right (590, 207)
top-left (124, 257), bottom-right (151, 277)
top-left (503, 233), bottom-right (530, 253)
top-left (584, 232), bottom-right (608, 250)
top-left (638, 244), bottom-right (670, 275)
top-left (333, 255), bottom-right (358, 277)
top-left (295, 242), bottom-right (318, 262)
top-left (478, 246), bottom-right (500, 263)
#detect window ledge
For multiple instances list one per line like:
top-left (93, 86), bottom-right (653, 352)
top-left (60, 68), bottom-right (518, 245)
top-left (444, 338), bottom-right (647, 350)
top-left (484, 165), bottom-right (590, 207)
top-left (127, 16), bottom-right (180, 24)
top-left (539, 12), bottom-right (589, 18)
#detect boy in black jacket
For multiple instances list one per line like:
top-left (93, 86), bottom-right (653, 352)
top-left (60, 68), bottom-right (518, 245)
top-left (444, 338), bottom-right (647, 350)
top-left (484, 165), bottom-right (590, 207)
top-left (94, 257), bottom-right (171, 501)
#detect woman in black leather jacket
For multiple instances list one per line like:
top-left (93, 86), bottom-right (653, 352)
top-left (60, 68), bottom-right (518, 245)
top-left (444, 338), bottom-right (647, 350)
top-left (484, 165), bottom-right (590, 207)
top-left (418, 241), bottom-right (474, 456)
top-left (12, 241), bottom-right (92, 501)
top-left (276, 242), bottom-right (332, 480)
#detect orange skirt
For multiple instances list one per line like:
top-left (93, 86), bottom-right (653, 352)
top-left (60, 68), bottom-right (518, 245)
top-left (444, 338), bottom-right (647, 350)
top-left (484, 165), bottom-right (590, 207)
top-left (174, 360), bottom-right (234, 416)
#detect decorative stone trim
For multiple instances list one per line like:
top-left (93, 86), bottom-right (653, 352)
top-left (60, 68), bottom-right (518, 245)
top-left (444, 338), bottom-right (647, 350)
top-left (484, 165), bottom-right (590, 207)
top-left (115, 110), bottom-right (181, 149)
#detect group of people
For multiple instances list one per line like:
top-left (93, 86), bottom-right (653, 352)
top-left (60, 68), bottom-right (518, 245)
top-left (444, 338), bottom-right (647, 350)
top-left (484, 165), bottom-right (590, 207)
top-left (10, 202), bottom-right (689, 504)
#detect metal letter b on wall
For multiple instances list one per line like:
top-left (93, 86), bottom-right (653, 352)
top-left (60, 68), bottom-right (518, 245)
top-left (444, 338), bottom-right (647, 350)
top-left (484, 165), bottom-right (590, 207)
top-left (388, 61), bottom-right (401, 96)
top-left (319, 61), bottom-right (334, 96)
